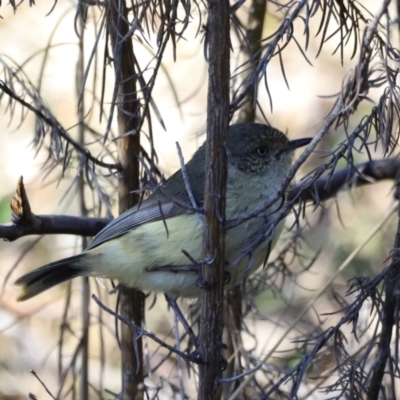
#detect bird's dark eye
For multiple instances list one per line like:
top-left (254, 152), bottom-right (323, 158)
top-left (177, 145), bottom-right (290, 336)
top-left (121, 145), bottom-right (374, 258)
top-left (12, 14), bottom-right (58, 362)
top-left (256, 146), bottom-right (268, 156)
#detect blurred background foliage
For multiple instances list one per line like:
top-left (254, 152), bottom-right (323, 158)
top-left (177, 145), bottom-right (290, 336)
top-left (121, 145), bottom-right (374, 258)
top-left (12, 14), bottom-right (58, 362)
top-left (0, 0), bottom-right (398, 399)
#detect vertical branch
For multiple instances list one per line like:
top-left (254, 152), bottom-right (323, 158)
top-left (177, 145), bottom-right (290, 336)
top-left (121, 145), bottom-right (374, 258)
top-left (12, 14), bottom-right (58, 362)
top-left (198, 1), bottom-right (231, 399)
top-left (367, 5), bottom-right (400, 397)
top-left (367, 188), bottom-right (400, 400)
top-left (238, 0), bottom-right (267, 123)
top-left (105, 1), bottom-right (144, 399)
top-left (225, 3), bottom-right (267, 397)
top-left (397, 0), bottom-right (400, 38)
top-left (77, 18), bottom-right (90, 400)
top-left (222, 295), bottom-right (243, 396)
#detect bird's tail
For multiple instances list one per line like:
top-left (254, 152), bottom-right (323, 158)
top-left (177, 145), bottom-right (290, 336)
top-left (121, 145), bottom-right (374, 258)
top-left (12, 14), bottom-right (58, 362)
top-left (14, 255), bottom-right (85, 301)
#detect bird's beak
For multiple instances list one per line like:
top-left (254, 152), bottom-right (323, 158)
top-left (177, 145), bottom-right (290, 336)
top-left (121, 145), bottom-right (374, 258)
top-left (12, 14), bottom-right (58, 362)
top-left (283, 137), bottom-right (312, 153)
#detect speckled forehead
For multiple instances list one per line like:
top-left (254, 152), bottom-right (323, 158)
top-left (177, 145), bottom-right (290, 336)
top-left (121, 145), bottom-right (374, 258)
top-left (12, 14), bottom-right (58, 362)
top-left (227, 125), bottom-right (288, 155)
top-left (254, 129), bottom-right (288, 147)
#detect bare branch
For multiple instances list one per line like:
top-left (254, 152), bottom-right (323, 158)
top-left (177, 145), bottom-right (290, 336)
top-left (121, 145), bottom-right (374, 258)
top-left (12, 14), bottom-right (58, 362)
top-left (29, 370), bottom-right (56, 400)
top-left (0, 214), bottom-right (109, 241)
top-left (1, 159), bottom-right (399, 242)
top-left (198, 1), bottom-right (231, 399)
top-left (0, 177), bottom-right (109, 241)
top-left (105, 0), bottom-right (144, 397)
top-left (288, 158), bottom-right (400, 203)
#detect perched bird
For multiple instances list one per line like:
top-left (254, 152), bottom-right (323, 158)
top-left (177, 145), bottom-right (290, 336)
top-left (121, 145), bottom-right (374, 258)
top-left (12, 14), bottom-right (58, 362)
top-left (15, 123), bottom-right (311, 301)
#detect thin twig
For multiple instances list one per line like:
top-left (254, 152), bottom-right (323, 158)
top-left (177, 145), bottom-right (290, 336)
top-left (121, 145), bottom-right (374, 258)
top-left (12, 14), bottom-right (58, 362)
top-left (92, 294), bottom-right (201, 363)
top-left (0, 81), bottom-right (121, 171)
top-left (218, 363), bottom-right (262, 384)
top-left (30, 370), bottom-right (56, 399)
top-left (175, 142), bottom-right (201, 220)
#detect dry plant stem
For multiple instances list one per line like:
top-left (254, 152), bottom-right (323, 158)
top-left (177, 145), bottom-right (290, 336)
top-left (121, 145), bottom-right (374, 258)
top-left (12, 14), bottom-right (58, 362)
top-left (0, 82), bottom-right (120, 171)
top-left (300, 332), bottom-right (384, 400)
top-left (175, 142), bottom-right (200, 211)
top-left (1, 159), bottom-right (399, 242)
top-left (174, 312), bottom-right (185, 399)
top-left (80, 254), bottom-right (90, 400)
top-left (228, 204), bottom-right (397, 400)
top-left (198, 0), bottom-right (230, 399)
top-left (223, 290), bottom-right (243, 396)
top-left (0, 177), bottom-right (109, 240)
top-left (77, 27), bottom-right (90, 400)
top-left (0, 212), bottom-right (109, 240)
top-left (366, 194), bottom-right (400, 399)
top-left (75, 172), bottom-right (90, 390)
top-left (224, 3), bottom-right (267, 397)
top-left (230, 0), bottom-right (308, 112)
top-left (105, 0), bottom-right (144, 398)
top-left (218, 363), bottom-right (262, 384)
top-left (237, 0), bottom-right (267, 123)
top-left (57, 283), bottom-right (72, 388)
top-left (288, 158), bottom-right (400, 203)
top-left (398, 0), bottom-right (400, 39)
top-left (92, 294), bottom-right (198, 362)
top-left (56, 333), bottom-right (89, 399)
top-left (30, 370), bottom-right (56, 399)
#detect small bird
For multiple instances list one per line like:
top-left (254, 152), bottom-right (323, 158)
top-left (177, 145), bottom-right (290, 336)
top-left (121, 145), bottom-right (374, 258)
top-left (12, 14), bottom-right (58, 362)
top-left (15, 123), bottom-right (311, 301)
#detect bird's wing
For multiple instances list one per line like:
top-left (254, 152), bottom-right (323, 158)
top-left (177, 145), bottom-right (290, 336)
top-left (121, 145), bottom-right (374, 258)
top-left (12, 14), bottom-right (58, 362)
top-left (87, 154), bottom-right (206, 251)
top-left (86, 196), bottom-right (190, 250)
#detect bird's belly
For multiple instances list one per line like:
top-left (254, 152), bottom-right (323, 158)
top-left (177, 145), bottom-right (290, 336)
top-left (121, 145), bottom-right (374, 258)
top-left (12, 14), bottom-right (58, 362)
top-left (89, 214), bottom-right (283, 297)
